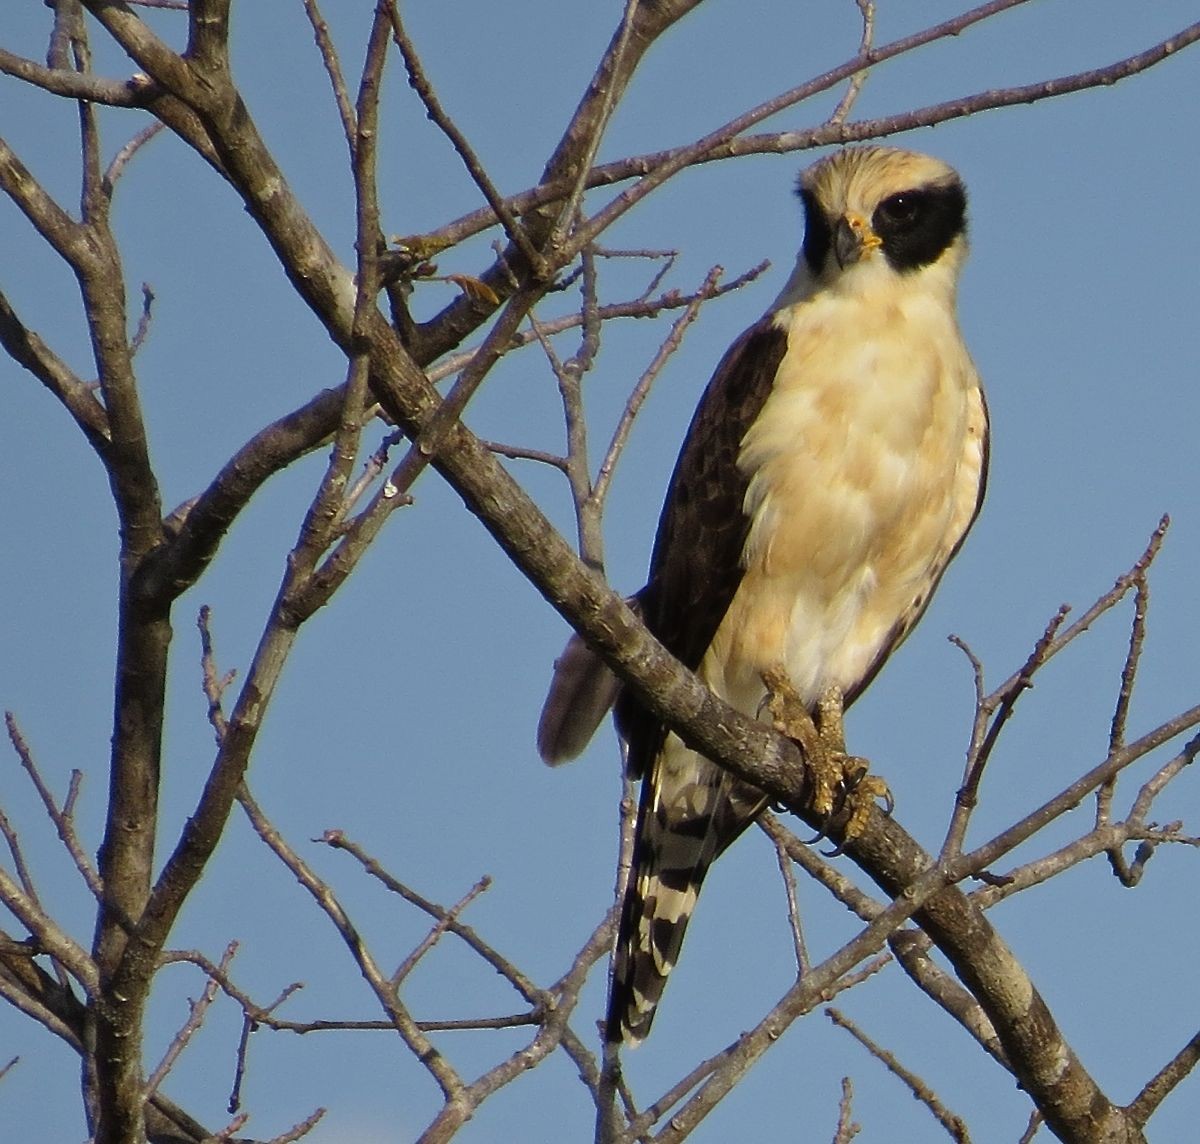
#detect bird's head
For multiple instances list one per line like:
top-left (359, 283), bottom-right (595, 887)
top-left (789, 146), bottom-right (968, 300)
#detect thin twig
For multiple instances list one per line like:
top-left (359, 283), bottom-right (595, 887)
top-left (239, 791), bottom-right (467, 1104)
top-left (340, 428), bottom-right (405, 517)
top-left (1129, 730), bottom-right (1200, 825)
top-left (1126, 1028), bottom-right (1200, 1129)
top-left (592, 264), bottom-right (728, 509)
top-left (961, 714), bottom-right (1200, 899)
top-left (209, 1112), bottom-right (249, 1142)
top-left (759, 814), bottom-right (882, 925)
top-left (560, 246), bottom-right (605, 566)
top-left (129, 282), bottom-right (155, 357)
top-left (0, 809), bottom-right (41, 911)
top-left (939, 604), bottom-right (1071, 862)
top-left (319, 830), bottom-right (544, 1005)
top-left (771, 830), bottom-right (808, 973)
top-left (262, 1107), bottom-right (327, 1144)
top-left (832, 1076), bottom-right (859, 1144)
top-left (619, 1041), bottom-right (736, 1139)
top-left (1018, 1110), bottom-right (1043, 1144)
top-left (942, 518), bottom-right (1171, 863)
top-left (827, 1008), bottom-right (971, 1142)
top-left (300, 0), bottom-right (356, 154)
top-left (425, 257), bottom-right (767, 385)
top-left (479, 439), bottom-right (569, 471)
top-left (592, 245), bottom-right (678, 301)
top-left (101, 121), bottom-right (164, 196)
top-left (385, 1), bottom-right (544, 276)
top-left (227, 976), bottom-right (303, 1114)
top-left (414, 15), bottom-right (1200, 263)
top-left (160, 948), bottom-right (539, 1035)
top-left (971, 816), bottom-right (1199, 910)
top-left (5, 713), bottom-right (102, 899)
top-left (827, 0), bottom-right (875, 127)
top-left (144, 942), bottom-right (236, 1097)
top-left (432, 910), bottom-right (614, 1132)
top-left (391, 876), bottom-right (492, 987)
top-left (197, 605), bottom-right (234, 743)
top-left (1099, 569), bottom-right (1150, 827)
top-left (548, 0), bottom-right (641, 249)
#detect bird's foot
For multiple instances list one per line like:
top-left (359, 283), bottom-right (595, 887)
top-left (761, 667), bottom-right (891, 843)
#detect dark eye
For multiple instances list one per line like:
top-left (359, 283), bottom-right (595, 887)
top-left (875, 192), bottom-right (923, 230)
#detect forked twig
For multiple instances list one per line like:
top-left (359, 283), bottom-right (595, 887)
top-left (145, 942), bottom-right (236, 1098)
top-left (827, 1008), bottom-right (971, 1142)
top-left (827, 0), bottom-right (876, 127)
top-left (5, 713), bottom-right (102, 900)
top-left (391, 875), bottom-right (492, 987)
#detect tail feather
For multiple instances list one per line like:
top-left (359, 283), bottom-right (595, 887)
top-left (537, 631), bottom-right (622, 765)
top-left (607, 740), bottom-right (766, 1044)
top-left (538, 596), bottom-right (647, 765)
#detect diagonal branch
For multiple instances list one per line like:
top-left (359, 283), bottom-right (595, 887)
top-left (0, 286), bottom-right (110, 450)
top-left (135, 385), bottom-right (345, 606)
top-left (827, 1007), bottom-right (971, 1143)
top-left (386, 1), bottom-right (545, 276)
top-left (565, 16), bottom-right (1200, 258)
top-left (409, 0), bottom-right (707, 363)
top-left (42, 10), bottom-right (1197, 1142)
top-left (0, 46), bottom-right (138, 104)
top-left (1127, 1029), bottom-right (1200, 1129)
top-left (415, 19), bottom-right (1200, 261)
top-left (238, 789), bottom-right (467, 1105)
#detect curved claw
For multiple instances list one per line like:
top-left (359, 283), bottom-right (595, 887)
top-left (801, 814), bottom-right (834, 846)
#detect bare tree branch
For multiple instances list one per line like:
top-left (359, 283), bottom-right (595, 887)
top-left (238, 789), bottom-right (468, 1106)
top-left (832, 1076), bottom-right (860, 1144)
top-left (385, 0), bottom-right (545, 277)
top-left (827, 1007), bottom-right (972, 1143)
top-left (5, 714), bottom-right (103, 901)
top-left (2, 4), bottom-right (1197, 1140)
top-left (144, 941), bottom-right (236, 1099)
top-left (300, 0), bottom-right (356, 153)
top-left (1127, 1029), bottom-right (1200, 1129)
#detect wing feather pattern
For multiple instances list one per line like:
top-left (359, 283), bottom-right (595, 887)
top-left (614, 318), bottom-right (787, 776)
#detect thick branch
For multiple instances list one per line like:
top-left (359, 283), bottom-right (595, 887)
top-left (135, 386), bottom-right (345, 605)
top-left (406, 0), bottom-right (706, 362)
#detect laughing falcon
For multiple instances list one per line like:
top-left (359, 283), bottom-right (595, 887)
top-left (538, 146), bottom-right (989, 1045)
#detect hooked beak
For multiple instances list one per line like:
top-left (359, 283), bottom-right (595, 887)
top-left (833, 212), bottom-right (883, 268)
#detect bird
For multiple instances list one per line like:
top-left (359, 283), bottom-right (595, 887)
top-left (537, 145), bottom-right (989, 1046)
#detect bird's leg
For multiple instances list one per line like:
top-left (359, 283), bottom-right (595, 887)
top-left (761, 666), bottom-right (840, 820)
top-left (813, 685), bottom-right (892, 841)
top-left (761, 667), bottom-right (890, 842)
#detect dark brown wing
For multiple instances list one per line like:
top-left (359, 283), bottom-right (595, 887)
top-left (606, 317), bottom-right (787, 1043)
top-left (615, 315), bottom-right (787, 778)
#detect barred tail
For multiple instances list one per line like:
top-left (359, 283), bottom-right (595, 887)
top-left (607, 742), bottom-right (766, 1044)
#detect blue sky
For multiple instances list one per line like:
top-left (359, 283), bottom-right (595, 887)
top-left (2, 3), bottom-right (1199, 1141)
